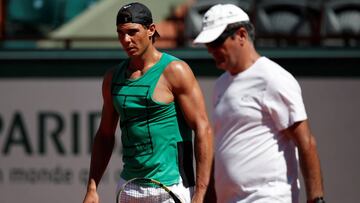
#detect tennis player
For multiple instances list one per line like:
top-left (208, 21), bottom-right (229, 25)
top-left (194, 4), bottom-right (325, 203)
top-left (82, 2), bottom-right (213, 203)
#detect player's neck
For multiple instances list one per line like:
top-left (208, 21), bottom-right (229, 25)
top-left (230, 49), bottom-right (260, 75)
top-left (128, 46), bottom-right (162, 74)
top-left (243, 51), bottom-right (260, 70)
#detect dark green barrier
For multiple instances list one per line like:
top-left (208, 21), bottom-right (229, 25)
top-left (1, 47), bottom-right (360, 78)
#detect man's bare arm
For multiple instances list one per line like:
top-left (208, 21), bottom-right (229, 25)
top-left (83, 70), bottom-right (119, 203)
top-left (282, 120), bottom-right (324, 201)
top-left (165, 61), bottom-right (214, 203)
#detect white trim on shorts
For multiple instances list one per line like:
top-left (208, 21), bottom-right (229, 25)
top-left (116, 176), bottom-right (194, 203)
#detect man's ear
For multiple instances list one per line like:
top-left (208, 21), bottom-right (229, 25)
top-left (148, 23), bottom-right (156, 37)
top-left (237, 27), bottom-right (248, 41)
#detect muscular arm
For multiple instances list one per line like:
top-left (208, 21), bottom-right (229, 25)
top-left (164, 61), bottom-right (214, 202)
top-left (83, 69), bottom-right (119, 203)
top-left (282, 120), bottom-right (324, 201)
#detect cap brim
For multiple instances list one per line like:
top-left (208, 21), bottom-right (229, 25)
top-left (193, 25), bottom-right (227, 44)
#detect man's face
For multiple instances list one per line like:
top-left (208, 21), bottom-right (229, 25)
top-left (206, 36), bottom-right (238, 71)
top-left (117, 23), bottom-right (151, 57)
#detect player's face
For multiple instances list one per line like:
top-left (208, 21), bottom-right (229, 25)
top-left (206, 36), bottom-right (239, 71)
top-left (117, 23), bottom-right (152, 57)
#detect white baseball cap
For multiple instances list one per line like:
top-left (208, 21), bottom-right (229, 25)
top-left (193, 4), bottom-right (250, 44)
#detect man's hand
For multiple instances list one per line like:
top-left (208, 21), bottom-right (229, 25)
top-left (191, 192), bottom-right (205, 203)
top-left (83, 179), bottom-right (99, 203)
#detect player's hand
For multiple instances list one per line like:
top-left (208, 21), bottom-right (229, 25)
top-left (83, 179), bottom-right (99, 203)
top-left (191, 192), bottom-right (205, 203)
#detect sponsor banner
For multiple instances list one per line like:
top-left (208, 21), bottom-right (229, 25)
top-left (0, 79), bottom-right (123, 203)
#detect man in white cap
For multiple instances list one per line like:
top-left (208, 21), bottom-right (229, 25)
top-left (194, 4), bottom-right (325, 203)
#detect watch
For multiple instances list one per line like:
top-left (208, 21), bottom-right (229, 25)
top-left (307, 197), bottom-right (325, 203)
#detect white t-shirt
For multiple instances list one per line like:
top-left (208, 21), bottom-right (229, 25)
top-left (212, 57), bottom-right (307, 203)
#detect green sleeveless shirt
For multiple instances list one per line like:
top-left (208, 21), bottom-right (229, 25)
top-left (111, 53), bottom-right (194, 186)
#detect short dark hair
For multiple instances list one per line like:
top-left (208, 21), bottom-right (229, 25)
top-left (226, 21), bottom-right (255, 42)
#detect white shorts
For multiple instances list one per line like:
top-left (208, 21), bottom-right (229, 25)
top-left (116, 177), bottom-right (194, 203)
